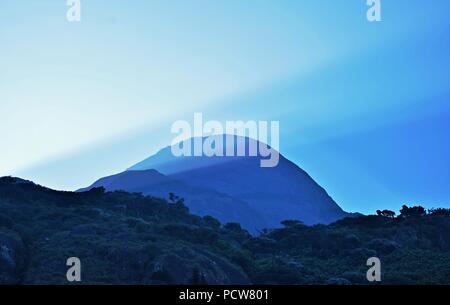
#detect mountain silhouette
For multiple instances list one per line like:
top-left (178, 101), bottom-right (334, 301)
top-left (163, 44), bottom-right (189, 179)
top-left (80, 135), bottom-right (351, 232)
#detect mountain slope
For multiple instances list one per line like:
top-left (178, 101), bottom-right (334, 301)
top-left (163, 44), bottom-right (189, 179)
top-left (82, 136), bottom-right (350, 231)
top-left (169, 155), bottom-right (347, 227)
top-left (79, 169), bottom-right (267, 232)
top-left (0, 176), bottom-right (251, 284)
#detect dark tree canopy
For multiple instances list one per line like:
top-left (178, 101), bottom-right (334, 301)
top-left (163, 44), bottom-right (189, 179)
top-left (400, 205), bottom-right (426, 217)
top-left (376, 210), bottom-right (396, 218)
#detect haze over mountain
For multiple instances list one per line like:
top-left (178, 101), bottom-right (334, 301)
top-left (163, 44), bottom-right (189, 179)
top-left (80, 136), bottom-right (351, 232)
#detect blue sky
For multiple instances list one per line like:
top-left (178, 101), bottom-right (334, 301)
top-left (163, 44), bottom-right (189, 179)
top-left (1, 1), bottom-right (450, 214)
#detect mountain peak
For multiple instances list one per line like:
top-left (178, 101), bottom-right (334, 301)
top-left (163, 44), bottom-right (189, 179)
top-left (129, 134), bottom-right (278, 174)
top-left (82, 136), bottom-right (350, 232)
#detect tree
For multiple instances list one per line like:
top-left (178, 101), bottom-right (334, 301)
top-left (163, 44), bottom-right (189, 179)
top-left (428, 208), bottom-right (450, 217)
top-left (224, 222), bottom-right (243, 232)
top-left (382, 210), bottom-right (396, 218)
top-left (168, 192), bottom-right (178, 203)
top-left (203, 215), bottom-right (221, 229)
top-left (376, 210), bottom-right (396, 218)
top-left (168, 192), bottom-right (185, 205)
top-left (400, 205), bottom-right (426, 218)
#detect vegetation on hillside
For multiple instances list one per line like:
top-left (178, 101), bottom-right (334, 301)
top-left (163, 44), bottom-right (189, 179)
top-left (1, 177), bottom-right (450, 284)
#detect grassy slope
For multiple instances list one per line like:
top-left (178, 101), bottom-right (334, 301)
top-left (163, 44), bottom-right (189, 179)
top-left (1, 177), bottom-right (450, 284)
